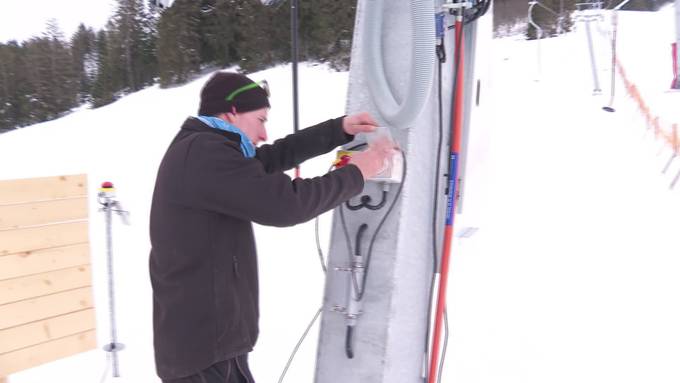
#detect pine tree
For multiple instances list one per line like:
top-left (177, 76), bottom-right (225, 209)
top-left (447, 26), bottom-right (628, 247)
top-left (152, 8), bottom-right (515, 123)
top-left (91, 29), bottom-right (117, 107)
top-left (302, 0), bottom-right (355, 69)
top-left (142, 3), bottom-right (160, 84)
top-left (230, 0), bottom-right (276, 72)
top-left (71, 24), bottom-right (97, 102)
top-left (200, 0), bottom-right (238, 67)
top-left (0, 42), bottom-right (31, 131)
top-left (104, 21), bottom-right (128, 94)
top-left (112, 0), bottom-right (158, 91)
top-left (22, 20), bottom-right (78, 123)
top-left (0, 43), bottom-right (13, 131)
top-left (46, 21), bottom-right (79, 114)
top-left (157, 0), bottom-right (201, 86)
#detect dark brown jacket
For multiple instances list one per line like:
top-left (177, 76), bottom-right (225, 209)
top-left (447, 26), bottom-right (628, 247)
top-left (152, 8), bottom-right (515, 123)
top-left (149, 116), bottom-right (363, 380)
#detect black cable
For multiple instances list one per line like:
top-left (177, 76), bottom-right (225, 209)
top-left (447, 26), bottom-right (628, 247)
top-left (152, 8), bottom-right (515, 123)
top-left (356, 150), bottom-right (407, 301)
top-left (346, 142), bottom-right (368, 151)
top-left (345, 223), bottom-right (368, 359)
top-left (332, 150), bottom-right (407, 365)
top-left (343, 142), bottom-right (388, 211)
top-left (345, 190), bottom-right (388, 211)
top-left (345, 325), bottom-right (355, 359)
top-left (355, 224), bottom-right (369, 255)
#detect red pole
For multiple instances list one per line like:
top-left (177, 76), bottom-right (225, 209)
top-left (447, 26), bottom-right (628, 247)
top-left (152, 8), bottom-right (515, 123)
top-left (428, 16), bottom-right (465, 383)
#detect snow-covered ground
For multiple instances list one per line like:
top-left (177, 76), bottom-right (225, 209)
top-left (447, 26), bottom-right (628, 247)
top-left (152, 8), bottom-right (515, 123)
top-left (1, 5), bottom-right (679, 383)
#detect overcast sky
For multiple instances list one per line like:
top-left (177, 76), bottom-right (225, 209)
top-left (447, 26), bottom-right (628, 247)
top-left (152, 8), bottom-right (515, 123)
top-left (0, 0), bottom-right (116, 43)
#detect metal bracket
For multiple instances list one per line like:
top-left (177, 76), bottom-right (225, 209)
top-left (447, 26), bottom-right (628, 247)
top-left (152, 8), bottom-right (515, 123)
top-left (98, 198), bottom-right (130, 225)
top-left (442, 1), bottom-right (473, 10)
top-left (330, 305), bottom-right (363, 319)
top-left (334, 264), bottom-right (365, 273)
top-left (332, 305), bottom-right (347, 313)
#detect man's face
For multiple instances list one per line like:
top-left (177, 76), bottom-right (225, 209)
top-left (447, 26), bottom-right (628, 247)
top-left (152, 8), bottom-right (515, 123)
top-left (230, 107), bottom-right (269, 145)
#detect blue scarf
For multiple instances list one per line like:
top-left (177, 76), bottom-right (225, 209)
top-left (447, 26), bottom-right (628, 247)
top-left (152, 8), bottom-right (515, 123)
top-left (196, 116), bottom-right (256, 158)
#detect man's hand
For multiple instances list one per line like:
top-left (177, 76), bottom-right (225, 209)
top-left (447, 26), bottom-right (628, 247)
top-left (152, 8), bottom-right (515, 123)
top-left (343, 112), bottom-right (379, 136)
top-left (348, 138), bottom-right (398, 180)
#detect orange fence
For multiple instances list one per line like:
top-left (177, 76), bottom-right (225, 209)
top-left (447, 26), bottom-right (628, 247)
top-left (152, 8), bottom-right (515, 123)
top-left (616, 58), bottom-right (679, 156)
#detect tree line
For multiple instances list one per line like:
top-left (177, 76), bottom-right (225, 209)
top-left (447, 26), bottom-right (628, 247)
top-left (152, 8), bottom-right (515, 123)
top-left (493, 0), bottom-right (673, 39)
top-left (0, 0), bottom-right (356, 133)
top-left (1, 0), bottom-right (671, 132)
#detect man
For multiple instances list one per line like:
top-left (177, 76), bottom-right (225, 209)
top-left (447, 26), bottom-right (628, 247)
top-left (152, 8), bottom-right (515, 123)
top-left (149, 71), bottom-right (393, 383)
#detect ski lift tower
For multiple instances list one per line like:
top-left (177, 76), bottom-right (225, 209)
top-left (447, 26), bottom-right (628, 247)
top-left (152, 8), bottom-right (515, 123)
top-left (314, 1), bottom-right (492, 383)
top-left (574, 1), bottom-right (605, 94)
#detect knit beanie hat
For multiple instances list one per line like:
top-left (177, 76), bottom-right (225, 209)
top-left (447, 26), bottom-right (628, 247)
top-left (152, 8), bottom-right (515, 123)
top-left (198, 72), bottom-right (270, 116)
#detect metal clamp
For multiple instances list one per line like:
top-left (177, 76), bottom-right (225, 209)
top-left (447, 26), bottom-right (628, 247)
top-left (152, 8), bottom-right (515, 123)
top-left (442, 1), bottom-right (473, 10)
top-left (330, 305), bottom-right (363, 319)
top-left (332, 305), bottom-right (347, 314)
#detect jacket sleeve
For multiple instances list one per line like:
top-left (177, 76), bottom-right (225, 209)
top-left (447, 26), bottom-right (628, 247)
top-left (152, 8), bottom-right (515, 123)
top-left (179, 134), bottom-right (364, 227)
top-left (255, 116), bottom-right (353, 173)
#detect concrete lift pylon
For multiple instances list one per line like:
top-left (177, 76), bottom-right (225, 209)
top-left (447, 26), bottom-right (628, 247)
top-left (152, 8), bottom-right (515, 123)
top-left (314, 1), bottom-right (491, 382)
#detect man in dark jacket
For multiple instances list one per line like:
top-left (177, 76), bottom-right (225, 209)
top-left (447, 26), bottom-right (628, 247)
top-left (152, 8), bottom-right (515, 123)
top-left (149, 72), bottom-right (392, 383)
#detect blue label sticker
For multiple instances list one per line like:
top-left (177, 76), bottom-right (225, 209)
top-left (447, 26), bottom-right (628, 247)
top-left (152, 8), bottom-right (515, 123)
top-left (445, 153), bottom-right (458, 226)
top-left (436, 12), bottom-right (446, 39)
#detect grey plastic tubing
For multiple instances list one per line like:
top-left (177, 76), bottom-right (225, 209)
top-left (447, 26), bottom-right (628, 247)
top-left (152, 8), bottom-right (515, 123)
top-left (362, 0), bottom-right (436, 129)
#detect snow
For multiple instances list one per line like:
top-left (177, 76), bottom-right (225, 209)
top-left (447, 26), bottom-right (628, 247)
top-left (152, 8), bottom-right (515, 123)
top-left (1, 5), bottom-right (680, 383)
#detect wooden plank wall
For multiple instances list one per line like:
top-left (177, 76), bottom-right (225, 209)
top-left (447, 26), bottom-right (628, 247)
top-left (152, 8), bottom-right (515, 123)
top-left (0, 175), bottom-right (96, 378)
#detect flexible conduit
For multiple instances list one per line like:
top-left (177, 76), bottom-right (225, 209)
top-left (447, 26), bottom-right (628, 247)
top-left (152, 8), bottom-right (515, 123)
top-left (361, 0), bottom-right (436, 128)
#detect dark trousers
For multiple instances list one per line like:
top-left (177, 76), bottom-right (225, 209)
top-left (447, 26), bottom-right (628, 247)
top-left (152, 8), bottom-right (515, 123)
top-left (163, 354), bottom-right (255, 383)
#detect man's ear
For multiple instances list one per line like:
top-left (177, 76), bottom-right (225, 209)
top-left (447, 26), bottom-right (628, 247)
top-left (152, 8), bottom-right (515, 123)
top-left (220, 111), bottom-right (237, 124)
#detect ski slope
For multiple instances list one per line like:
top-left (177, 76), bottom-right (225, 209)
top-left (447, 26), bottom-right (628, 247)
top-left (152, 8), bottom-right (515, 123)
top-left (1, 6), bottom-right (679, 383)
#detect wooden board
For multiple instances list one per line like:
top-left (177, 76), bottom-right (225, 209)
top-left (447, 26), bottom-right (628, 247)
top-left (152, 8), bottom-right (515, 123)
top-left (0, 174), bottom-right (95, 378)
top-left (0, 309), bottom-right (95, 354)
top-left (0, 222), bottom-right (89, 256)
top-left (0, 243), bottom-right (90, 281)
top-left (0, 287), bottom-right (94, 330)
top-left (0, 197), bottom-right (88, 230)
top-left (0, 265), bottom-right (91, 305)
top-left (0, 174), bottom-right (87, 205)
top-left (0, 329), bottom-right (96, 377)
